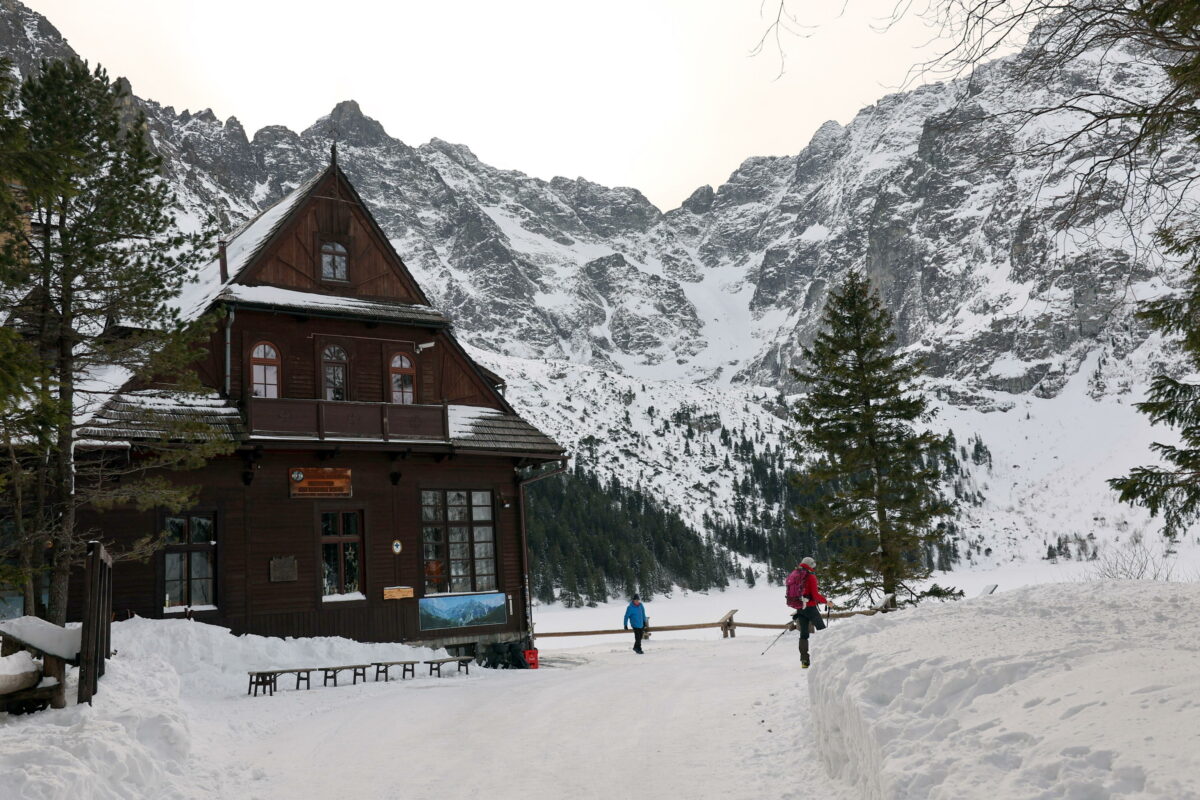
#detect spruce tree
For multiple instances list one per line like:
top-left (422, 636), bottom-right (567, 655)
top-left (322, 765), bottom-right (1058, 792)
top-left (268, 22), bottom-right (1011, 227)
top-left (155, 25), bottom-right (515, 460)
top-left (789, 271), bottom-right (953, 608)
top-left (1110, 223), bottom-right (1200, 539)
top-left (0, 59), bottom-right (231, 623)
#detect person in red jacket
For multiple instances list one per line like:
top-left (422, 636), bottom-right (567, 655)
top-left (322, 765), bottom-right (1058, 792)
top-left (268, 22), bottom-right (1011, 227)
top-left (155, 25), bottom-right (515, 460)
top-left (785, 556), bottom-right (827, 668)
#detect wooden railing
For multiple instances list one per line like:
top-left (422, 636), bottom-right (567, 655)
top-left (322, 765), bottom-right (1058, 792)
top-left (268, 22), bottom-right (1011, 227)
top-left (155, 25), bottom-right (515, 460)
top-left (533, 596), bottom-right (897, 640)
top-left (246, 397), bottom-right (448, 441)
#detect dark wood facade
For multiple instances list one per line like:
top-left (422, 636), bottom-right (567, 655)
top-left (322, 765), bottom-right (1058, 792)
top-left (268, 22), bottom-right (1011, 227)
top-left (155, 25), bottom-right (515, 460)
top-left (71, 163), bottom-right (564, 651)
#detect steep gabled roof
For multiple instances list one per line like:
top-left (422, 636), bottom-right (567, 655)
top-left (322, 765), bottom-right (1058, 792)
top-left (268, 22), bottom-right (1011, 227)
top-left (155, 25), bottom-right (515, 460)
top-left (175, 170), bottom-right (325, 321)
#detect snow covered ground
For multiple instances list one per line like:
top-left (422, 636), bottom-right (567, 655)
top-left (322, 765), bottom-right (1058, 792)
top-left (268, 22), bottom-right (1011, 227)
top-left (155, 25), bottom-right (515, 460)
top-left (4, 565), bottom-right (1199, 799)
top-left (810, 582), bottom-right (1200, 800)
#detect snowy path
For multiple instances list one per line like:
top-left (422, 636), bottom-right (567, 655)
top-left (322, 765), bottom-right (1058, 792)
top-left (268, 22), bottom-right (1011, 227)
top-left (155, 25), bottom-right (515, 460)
top-left (187, 636), bottom-right (848, 800)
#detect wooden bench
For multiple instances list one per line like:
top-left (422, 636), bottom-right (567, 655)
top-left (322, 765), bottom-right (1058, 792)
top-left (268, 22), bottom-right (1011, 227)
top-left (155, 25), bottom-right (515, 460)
top-left (373, 660), bottom-right (419, 682)
top-left (247, 670), bottom-right (281, 696)
top-left (246, 666), bottom-right (352, 695)
top-left (322, 664), bottom-right (371, 687)
top-left (424, 656), bottom-right (473, 677)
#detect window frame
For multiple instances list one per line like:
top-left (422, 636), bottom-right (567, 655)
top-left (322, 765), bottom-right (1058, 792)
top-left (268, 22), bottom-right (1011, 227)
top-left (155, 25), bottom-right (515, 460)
top-left (249, 341), bottom-right (281, 399)
top-left (388, 351), bottom-right (417, 405)
top-left (420, 489), bottom-right (498, 596)
top-left (161, 511), bottom-right (217, 613)
top-left (318, 508), bottom-right (365, 601)
top-left (319, 239), bottom-right (350, 283)
top-left (321, 343), bottom-right (350, 402)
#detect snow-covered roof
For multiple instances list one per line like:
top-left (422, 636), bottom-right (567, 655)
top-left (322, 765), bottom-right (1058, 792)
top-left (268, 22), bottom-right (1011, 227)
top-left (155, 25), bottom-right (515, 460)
top-left (79, 390), bottom-right (245, 442)
top-left (448, 405), bottom-right (563, 454)
top-left (175, 171), bottom-right (324, 321)
top-left (218, 284), bottom-right (449, 327)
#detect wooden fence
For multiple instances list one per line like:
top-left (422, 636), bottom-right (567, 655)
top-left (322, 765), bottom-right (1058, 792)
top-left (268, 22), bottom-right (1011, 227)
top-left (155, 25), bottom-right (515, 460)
top-left (77, 541), bottom-right (113, 705)
top-left (533, 595), bottom-right (896, 641)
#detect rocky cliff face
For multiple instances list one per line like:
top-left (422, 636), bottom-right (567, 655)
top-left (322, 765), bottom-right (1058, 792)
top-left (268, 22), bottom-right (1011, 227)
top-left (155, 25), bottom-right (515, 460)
top-left (6, 5), bottom-right (1184, 401)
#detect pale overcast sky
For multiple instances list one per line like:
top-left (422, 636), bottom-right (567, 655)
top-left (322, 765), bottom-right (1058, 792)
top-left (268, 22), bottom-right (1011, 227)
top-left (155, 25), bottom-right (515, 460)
top-left (23, 0), bottom-right (963, 211)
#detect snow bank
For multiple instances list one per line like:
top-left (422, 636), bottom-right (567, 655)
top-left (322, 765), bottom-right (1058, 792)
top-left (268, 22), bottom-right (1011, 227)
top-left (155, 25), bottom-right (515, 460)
top-left (105, 617), bottom-right (448, 704)
top-left (0, 618), bottom-right (452, 799)
top-left (809, 582), bottom-right (1200, 799)
top-left (0, 650), bottom-right (37, 677)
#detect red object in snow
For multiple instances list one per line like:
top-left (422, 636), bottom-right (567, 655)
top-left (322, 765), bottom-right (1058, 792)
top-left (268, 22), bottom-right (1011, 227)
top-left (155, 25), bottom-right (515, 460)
top-left (524, 649), bottom-right (539, 669)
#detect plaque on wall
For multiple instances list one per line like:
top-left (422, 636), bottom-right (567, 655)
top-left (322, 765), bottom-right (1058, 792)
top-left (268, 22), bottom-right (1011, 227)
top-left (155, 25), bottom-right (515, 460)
top-left (289, 467), bottom-right (352, 498)
top-left (270, 556), bottom-right (298, 582)
top-left (383, 586), bottom-right (414, 600)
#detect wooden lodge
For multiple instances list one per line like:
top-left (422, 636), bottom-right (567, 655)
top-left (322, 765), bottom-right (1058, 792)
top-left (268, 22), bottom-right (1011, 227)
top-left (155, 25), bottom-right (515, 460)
top-left (67, 160), bottom-right (565, 654)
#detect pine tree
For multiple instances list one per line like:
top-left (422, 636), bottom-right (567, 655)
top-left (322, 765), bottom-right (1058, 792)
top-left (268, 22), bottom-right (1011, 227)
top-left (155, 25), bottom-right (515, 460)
top-left (0, 59), bottom-right (231, 623)
top-left (1111, 223), bottom-right (1200, 540)
top-left (789, 271), bottom-right (954, 608)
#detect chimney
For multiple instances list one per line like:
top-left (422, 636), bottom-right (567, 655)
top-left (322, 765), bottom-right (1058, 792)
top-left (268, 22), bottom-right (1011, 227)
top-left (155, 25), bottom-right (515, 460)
top-left (218, 239), bottom-right (228, 282)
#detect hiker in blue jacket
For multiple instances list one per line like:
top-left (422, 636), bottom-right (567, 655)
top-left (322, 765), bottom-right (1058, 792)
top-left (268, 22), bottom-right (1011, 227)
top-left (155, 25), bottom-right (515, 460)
top-left (623, 595), bottom-right (648, 654)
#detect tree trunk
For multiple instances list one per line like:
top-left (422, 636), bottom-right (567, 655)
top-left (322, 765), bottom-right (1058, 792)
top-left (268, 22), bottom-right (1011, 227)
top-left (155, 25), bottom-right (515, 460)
top-left (47, 204), bottom-right (75, 626)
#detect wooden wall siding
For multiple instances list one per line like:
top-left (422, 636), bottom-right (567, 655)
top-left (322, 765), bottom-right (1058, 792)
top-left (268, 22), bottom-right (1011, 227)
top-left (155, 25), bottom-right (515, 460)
top-left (228, 310), bottom-right (498, 410)
top-left (241, 173), bottom-right (426, 304)
top-left (73, 450), bottom-right (529, 645)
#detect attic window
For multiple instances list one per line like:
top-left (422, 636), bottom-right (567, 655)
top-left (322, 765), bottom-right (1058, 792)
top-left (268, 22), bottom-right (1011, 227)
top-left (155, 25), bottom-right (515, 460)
top-left (320, 241), bottom-right (348, 282)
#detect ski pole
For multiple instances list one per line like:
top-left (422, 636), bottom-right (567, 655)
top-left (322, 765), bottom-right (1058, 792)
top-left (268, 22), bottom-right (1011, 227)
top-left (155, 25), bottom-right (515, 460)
top-left (760, 621), bottom-right (794, 655)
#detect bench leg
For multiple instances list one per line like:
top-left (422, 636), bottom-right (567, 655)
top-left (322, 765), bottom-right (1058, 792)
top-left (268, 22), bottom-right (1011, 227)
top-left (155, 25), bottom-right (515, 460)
top-left (376, 665), bottom-right (388, 682)
top-left (353, 667), bottom-right (366, 685)
top-left (248, 675), bottom-right (253, 696)
top-left (296, 672), bottom-right (311, 691)
top-left (324, 670), bottom-right (337, 687)
top-left (429, 664), bottom-right (440, 677)
top-left (402, 664), bottom-right (414, 680)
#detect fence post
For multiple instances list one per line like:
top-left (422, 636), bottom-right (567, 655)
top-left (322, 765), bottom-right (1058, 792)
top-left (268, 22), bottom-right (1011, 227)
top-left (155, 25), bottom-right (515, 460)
top-left (719, 609), bottom-right (738, 638)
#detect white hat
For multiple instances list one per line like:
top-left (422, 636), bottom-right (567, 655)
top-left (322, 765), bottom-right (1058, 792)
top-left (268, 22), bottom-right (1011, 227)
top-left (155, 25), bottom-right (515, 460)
top-left (800, 557), bottom-right (816, 569)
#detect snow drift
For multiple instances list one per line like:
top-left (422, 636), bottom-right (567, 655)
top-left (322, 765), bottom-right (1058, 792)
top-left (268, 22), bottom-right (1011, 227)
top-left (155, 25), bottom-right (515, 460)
top-left (0, 618), bottom-right (452, 799)
top-left (809, 582), bottom-right (1200, 799)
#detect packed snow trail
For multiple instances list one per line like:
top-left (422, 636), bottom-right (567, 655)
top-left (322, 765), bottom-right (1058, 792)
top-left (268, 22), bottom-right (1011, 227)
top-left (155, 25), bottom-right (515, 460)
top-left (188, 637), bottom-right (848, 800)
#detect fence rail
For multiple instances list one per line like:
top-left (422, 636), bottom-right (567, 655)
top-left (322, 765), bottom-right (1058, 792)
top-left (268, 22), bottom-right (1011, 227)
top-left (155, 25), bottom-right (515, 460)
top-left (533, 595), bottom-right (896, 640)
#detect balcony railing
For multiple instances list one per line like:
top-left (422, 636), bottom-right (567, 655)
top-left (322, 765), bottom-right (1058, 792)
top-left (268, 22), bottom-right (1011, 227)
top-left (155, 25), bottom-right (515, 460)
top-left (246, 397), bottom-right (448, 441)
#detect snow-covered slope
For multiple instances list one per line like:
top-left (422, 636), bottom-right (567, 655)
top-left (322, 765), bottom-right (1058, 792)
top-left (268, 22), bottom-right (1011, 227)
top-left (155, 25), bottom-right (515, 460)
top-left (2, 0), bottom-right (1196, 569)
top-left (810, 581), bottom-right (1200, 799)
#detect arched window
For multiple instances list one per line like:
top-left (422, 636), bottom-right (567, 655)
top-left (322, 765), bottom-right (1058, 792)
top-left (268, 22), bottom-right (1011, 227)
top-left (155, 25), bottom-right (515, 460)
top-left (322, 344), bottom-right (349, 401)
top-left (389, 353), bottom-right (415, 404)
top-left (320, 241), bottom-right (348, 281)
top-left (250, 342), bottom-right (280, 398)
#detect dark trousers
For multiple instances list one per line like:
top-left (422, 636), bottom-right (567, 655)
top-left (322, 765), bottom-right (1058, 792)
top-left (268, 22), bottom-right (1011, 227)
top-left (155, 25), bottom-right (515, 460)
top-left (795, 606), bottom-right (825, 663)
top-left (632, 627), bottom-right (644, 652)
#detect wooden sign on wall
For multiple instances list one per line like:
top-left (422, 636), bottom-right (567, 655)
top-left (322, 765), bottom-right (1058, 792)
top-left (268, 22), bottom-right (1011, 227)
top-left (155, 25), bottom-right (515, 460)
top-left (289, 467), bottom-right (352, 498)
top-left (383, 586), bottom-right (414, 600)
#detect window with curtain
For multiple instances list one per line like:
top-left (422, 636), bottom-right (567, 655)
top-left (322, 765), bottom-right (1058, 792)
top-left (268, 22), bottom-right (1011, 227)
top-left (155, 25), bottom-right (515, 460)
top-left (322, 344), bottom-right (348, 401)
top-left (163, 513), bottom-right (216, 610)
top-left (250, 342), bottom-right (280, 398)
top-left (321, 511), bottom-right (362, 599)
top-left (390, 353), bottom-right (415, 404)
top-left (421, 490), bottom-right (496, 594)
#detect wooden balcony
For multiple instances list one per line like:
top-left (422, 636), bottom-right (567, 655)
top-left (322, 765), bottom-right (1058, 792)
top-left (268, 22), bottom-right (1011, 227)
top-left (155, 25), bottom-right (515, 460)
top-left (246, 397), bottom-right (448, 442)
